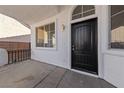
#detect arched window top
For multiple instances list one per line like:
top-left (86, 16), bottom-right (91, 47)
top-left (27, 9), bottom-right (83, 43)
top-left (72, 5), bottom-right (95, 20)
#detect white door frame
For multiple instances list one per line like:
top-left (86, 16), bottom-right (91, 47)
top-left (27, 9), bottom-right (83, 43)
top-left (68, 5), bottom-right (104, 78)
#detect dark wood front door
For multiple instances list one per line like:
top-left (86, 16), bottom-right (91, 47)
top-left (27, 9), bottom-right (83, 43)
top-left (71, 18), bottom-right (98, 74)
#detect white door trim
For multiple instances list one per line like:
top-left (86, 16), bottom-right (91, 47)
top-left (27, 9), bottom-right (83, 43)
top-left (68, 5), bottom-right (104, 78)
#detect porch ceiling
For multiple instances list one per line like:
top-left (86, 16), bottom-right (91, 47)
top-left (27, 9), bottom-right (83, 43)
top-left (0, 5), bottom-right (66, 28)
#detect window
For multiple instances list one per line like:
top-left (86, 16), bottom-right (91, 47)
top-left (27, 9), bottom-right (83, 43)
top-left (36, 22), bottom-right (56, 48)
top-left (72, 5), bottom-right (95, 20)
top-left (110, 5), bottom-right (124, 49)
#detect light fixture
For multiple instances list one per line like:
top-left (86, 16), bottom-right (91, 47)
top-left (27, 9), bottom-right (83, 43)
top-left (62, 24), bottom-right (65, 31)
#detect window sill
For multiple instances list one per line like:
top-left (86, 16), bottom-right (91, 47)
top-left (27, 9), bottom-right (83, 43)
top-left (35, 47), bottom-right (57, 51)
top-left (104, 48), bottom-right (124, 57)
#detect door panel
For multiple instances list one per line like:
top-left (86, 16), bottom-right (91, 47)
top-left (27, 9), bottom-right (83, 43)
top-left (71, 18), bottom-right (98, 74)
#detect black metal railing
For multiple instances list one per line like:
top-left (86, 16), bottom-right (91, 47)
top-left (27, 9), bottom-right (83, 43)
top-left (7, 49), bottom-right (31, 64)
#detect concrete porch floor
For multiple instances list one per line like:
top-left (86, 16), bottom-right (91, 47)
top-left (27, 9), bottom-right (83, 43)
top-left (0, 60), bottom-right (115, 88)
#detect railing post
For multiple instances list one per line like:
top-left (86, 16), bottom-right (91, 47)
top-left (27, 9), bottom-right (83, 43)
top-left (29, 49), bottom-right (31, 59)
top-left (18, 50), bottom-right (19, 62)
top-left (21, 49), bottom-right (23, 61)
top-left (7, 51), bottom-right (10, 64)
top-left (11, 50), bottom-right (13, 64)
top-left (15, 50), bottom-right (16, 63)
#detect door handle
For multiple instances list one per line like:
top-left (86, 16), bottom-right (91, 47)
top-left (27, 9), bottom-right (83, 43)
top-left (72, 45), bottom-right (75, 51)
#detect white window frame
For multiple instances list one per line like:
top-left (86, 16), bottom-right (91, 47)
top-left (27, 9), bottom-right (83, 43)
top-left (109, 5), bottom-right (124, 50)
top-left (72, 5), bottom-right (95, 20)
top-left (35, 20), bottom-right (57, 50)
